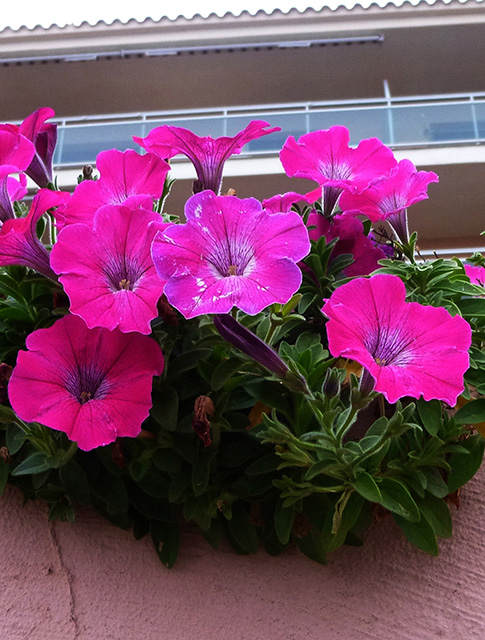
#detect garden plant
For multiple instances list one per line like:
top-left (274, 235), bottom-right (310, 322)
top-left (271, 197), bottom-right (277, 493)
top-left (0, 108), bottom-right (484, 567)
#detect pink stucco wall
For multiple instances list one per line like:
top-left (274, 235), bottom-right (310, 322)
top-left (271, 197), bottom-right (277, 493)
top-left (2, 465), bottom-right (485, 640)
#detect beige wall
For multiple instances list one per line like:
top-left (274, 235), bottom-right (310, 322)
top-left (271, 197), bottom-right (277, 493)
top-left (1, 466), bottom-right (485, 639)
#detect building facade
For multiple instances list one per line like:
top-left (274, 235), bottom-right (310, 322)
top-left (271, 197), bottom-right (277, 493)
top-left (1, 0), bottom-right (484, 255)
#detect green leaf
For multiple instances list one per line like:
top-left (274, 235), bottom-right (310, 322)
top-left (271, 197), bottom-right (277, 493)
top-left (245, 453), bottom-right (281, 476)
top-left (12, 451), bottom-right (54, 476)
top-left (226, 502), bottom-right (259, 554)
top-left (60, 460), bottom-right (91, 505)
top-left (168, 472), bottom-right (191, 503)
top-left (0, 457), bottom-right (9, 496)
top-left (421, 467), bottom-right (449, 499)
top-left (447, 434), bottom-right (485, 493)
top-left (150, 520), bottom-right (180, 569)
top-left (458, 297), bottom-right (485, 317)
top-left (352, 472), bottom-right (382, 503)
top-left (393, 513), bottom-right (439, 556)
top-left (6, 423), bottom-right (26, 455)
top-left (454, 400), bottom-right (485, 425)
top-left (211, 357), bottom-right (244, 391)
top-left (152, 449), bottom-right (181, 474)
top-left (376, 478), bottom-right (420, 522)
top-left (136, 467), bottom-right (170, 499)
top-left (202, 518), bottom-right (223, 550)
top-left (169, 349), bottom-right (213, 376)
top-left (93, 472), bottom-right (129, 513)
top-left (327, 492), bottom-right (364, 552)
top-left (417, 398), bottom-right (442, 436)
top-left (150, 385), bottom-right (178, 431)
top-left (417, 495), bottom-right (452, 539)
top-left (274, 499), bottom-right (294, 545)
top-left (294, 528), bottom-right (327, 565)
top-left (192, 451), bottom-right (214, 497)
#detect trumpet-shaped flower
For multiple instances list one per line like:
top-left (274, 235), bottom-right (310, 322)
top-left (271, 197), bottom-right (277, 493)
top-left (0, 189), bottom-right (69, 279)
top-left (50, 205), bottom-right (168, 334)
top-left (339, 160), bottom-right (439, 222)
top-left (280, 126), bottom-right (396, 217)
top-left (134, 120), bottom-right (280, 194)
top-left (262, 187), bottom-right (322, 214)
top-left (322, 274), bottom-right (471, 405)
top-left (58, 149), bottom-right (170, 228)
top-left (308, 212), bottom-right (386, 277)
top-left (8, 314), bottom-right (164, 451)
top-left (0, 125), bottom-right (35, 176)
top-left (0, 174), bottom-right (27, 222)
top-left (19, 107), bottom-right (58, 188)
top-left (152, 190), bottom-right (310, 318)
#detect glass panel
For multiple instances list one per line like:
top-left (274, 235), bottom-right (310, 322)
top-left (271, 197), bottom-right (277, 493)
top-left (309, 108), bottom-right (390, 145)
top-left (473, 101), bottom-right (485, 139)
top-left (391, 103), bottom-right (476, 144)
top-left (57, 123), bottom-right (144, 165)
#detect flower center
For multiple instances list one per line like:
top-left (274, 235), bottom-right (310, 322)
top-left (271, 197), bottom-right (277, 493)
top-left (208, 239), bottom-right (255, 279)
top-left (65, 365), bottom-right (110, 405)
top-left (365, 326), bottom-right (415, 368)
top-left (79, 391), bottom-right (92, 404)
top-left (119, 278), bottom-right (131, 290)
top-left (104, 258), bottom-right (141, 292)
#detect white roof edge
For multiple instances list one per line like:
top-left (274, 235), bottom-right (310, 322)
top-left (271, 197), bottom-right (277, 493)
top-left (0, 0), bottom-right (483, 35)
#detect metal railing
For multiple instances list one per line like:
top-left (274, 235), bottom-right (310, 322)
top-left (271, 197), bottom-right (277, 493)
top-left (46, 89), bottom-right (485, 167)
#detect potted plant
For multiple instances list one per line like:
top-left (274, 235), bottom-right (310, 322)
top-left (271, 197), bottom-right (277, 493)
top-left (0, 109), bottom-right (483, 568)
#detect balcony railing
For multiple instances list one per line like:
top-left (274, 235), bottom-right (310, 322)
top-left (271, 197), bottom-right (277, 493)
top-left (47, 91), bottom-right (485, 167)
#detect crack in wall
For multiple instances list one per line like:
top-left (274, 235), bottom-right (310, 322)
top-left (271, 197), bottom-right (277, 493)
top-left (48, 521), bottom-right (80, 638)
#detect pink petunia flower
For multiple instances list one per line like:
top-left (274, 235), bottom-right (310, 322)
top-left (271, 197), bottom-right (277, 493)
top-left (0, 125), bottom-right (35, 176)
top-left (50, 205), bottom-right (169, 334)
top-left (151, 190), bottom-right (310, 318)
top-left (339, 159), bottom-right (438, 243)
top-left (8, 314), bottom-right (164, 451)
top-left (134, 120), bottom-right (280, 194)
top-left (0, 174), bottom-right (27, 223)
top-left (19, 107), bottom-right (58, 188)
top-left (464, 264), bottom-right (485, 287)
top-left (322, 274), bottom-right (471, 406)
top-left (57, 149), bottom-right (170, 229)
top-left (308, 211), bottom-right (386, 277)
top-left (262, 187), bottom-right (322, 214)
top-left (0, 189), bottom-right (70, 279)
top-left (280, 126), bottom-right (397, 217)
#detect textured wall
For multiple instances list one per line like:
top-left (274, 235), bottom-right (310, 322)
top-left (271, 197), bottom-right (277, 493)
top-left (1, 465), bottom-right (485, 640)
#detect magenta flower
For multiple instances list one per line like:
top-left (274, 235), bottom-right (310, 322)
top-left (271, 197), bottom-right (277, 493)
top-left (308, 212), bottom-right (386, 277)
top-left (0, 189), bottom-right (70, 279)
top-left (19, 107), bottom-right (58, 188)
top-left (0, 125), bottom-right (35, 176)
top-left (262, 187), bottom-right (321, 214)
top-left (0, 174), bottom-right (27, 222)
top-left (280, 126), bottom-right (396, 217)
top-left (134, 120), bottom-right (280, 194)
top-left (339, 159), bottom-right (439, 243)
top-left (51, 205), bottom-right (168, 334)
top-left (152, 190), bottom-right (310, 318)
top-left (322, 274), bottom-right (471, 405)
top-left (8, 314), bottom-right (164, 451)
top-left (464, 264), bottom-right (485, 287)
top-left (339, 160), bottom-right (438, 221)
top-left (58, 149), bottom-right (170, 228)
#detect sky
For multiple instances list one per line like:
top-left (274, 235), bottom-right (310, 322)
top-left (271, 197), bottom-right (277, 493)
top-left (0, 0), bottom-right (403, 31)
